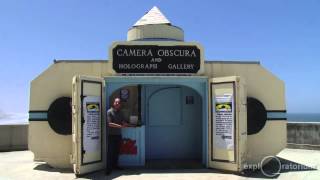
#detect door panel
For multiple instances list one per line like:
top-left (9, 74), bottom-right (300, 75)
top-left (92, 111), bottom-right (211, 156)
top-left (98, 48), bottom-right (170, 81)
top-left (211, 82), bottom-right (235, 162)
top-left (72, 75), bottom-right (106, 175)
top-left (146, 86), bottom-right (182, 159)
top-left (145, 85), bottom-right (202, 160)
top-left (148, 87), bottom-right (181, 126)
top-left (208, 76), bottom-right (247, 172)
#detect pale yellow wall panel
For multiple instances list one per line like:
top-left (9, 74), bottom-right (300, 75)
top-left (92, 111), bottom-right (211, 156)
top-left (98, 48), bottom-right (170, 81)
top-left (29, 62), bottom-right (108, 169)
top-left (127, 24), bottom-right (184, 41)
top-left (30, 62), bottom-right (107, 110)
top-left (28, 122), bottom-right (72, 168)
top-left (101, 62), bottom-right (113, 76)
top-left (247, 121), bottom-right (287, 164)
top-left (204, 63), bottom-right (285, 110)
top-left (203, 63), bottom-right (214, 76)
top-left (245, 65), bottom-right (285, 110)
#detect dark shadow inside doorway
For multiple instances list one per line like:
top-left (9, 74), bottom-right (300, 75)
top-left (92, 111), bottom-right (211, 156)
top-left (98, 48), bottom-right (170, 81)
top-left (145, 159), bottom-right (204, 169)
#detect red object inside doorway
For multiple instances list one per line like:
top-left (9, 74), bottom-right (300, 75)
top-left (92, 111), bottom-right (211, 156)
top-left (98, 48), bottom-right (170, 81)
top-left (120, 138), bottom-right (137, 155)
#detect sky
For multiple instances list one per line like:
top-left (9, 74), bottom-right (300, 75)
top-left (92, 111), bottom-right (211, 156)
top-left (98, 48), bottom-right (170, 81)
top-left (0, 0), bottom-right (319, 123)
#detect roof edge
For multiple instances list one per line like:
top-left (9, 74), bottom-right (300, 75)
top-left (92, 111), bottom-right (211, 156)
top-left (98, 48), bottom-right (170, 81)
top-left (53, 60), bottom-right (260, 65)
top-left (205, 60), bottom-right (260, 65)
top-left (53, 60), bottom-right (108, 64)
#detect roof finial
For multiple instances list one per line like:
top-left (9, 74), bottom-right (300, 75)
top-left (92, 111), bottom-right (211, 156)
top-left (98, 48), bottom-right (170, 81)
top-left (133, 6), bottom-right (171, 26)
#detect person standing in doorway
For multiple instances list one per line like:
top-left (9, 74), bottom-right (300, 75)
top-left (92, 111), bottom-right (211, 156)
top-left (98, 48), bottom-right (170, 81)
top-left (105, 97), bottom-right (129, 175)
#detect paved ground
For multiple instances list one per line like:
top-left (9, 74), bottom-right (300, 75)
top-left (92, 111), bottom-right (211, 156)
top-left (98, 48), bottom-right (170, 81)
top-left (0, 148), bottom-right (319, 180)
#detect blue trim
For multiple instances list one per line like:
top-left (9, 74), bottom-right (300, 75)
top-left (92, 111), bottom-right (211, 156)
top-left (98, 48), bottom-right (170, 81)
top-left (29, 112), bottom-right (48, 120)
top-left (267, 112), bottom-right (287, 120)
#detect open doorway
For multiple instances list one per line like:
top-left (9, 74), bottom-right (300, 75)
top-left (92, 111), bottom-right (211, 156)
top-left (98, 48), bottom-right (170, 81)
top-left (143, 85), bottom-right (203, 168)
top-left (109, 85), bottom-right (141, 125)
top-left (107, 83), bottom-right (204, 168)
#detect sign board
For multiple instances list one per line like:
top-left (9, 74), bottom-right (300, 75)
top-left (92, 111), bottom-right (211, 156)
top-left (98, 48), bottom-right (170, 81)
top-left (211, 82), bottom-right (236, 162)
top-left (110, 42), bottom-right (203, 74)
top-left (83, 96), bottom-right (101, 153)
top-left (214, 94), bottom-right (234, 150)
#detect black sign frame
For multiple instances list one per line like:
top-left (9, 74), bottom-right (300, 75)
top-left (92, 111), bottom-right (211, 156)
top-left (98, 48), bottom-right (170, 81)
top-left (112, 45), bottom-right (201, 74)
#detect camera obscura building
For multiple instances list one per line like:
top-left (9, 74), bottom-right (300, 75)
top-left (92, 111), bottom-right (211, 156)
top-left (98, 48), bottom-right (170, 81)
top-left (28, 7), bottom-right (287, 175)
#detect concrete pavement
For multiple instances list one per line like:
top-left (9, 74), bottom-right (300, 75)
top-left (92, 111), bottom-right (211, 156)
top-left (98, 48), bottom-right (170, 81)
top-left (0, 148), bottom-right (319, 180)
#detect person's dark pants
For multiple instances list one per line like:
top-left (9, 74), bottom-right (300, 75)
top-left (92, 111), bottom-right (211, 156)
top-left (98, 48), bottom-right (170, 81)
top-left (106, 135), bottom-right (122, 173)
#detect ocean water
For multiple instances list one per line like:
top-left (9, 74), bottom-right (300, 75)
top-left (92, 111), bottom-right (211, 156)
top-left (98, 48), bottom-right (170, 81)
top-left (287, 113), bottom-right (320, 122)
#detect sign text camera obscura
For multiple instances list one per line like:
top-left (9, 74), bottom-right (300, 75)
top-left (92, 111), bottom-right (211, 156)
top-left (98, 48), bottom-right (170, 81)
top-left (112, 45), bottom-right (201, 74)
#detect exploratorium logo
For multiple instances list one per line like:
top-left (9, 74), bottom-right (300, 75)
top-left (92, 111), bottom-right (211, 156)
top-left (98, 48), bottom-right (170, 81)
top-left (243, 155), bottom-right (318, 177)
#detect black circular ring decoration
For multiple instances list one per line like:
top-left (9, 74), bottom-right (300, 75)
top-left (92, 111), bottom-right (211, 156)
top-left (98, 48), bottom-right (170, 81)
top-left (247, 97), bottom-right (267, 135)
top-left (48, 97), bottom-right (72, 135)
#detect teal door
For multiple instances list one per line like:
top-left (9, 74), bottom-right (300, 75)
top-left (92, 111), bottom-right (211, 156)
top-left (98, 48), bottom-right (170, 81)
top-left (145, 85), bottom-right (202, 160)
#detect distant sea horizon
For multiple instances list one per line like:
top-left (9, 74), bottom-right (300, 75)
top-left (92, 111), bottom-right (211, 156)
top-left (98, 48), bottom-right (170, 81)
top-left (287, 113), bottom-right (320, 122)
top-left (0, 112), bottom-right (319, 125)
